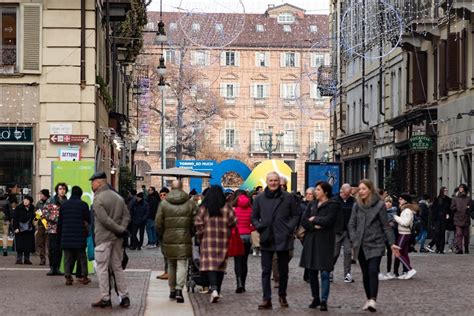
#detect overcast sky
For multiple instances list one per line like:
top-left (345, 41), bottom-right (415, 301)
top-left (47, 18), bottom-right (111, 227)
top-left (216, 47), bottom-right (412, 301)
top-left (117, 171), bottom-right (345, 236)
top-left (148, 0), bottom-right (329, 14)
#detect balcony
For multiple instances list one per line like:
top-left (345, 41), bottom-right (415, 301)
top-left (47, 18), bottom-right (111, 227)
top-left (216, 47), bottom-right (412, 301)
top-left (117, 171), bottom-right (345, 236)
top-left (249, 142), bottom-right (300, 155)
top-left (102, 0), bottom-right (131, 22)
top-left (253, 98), bottom-right (266, 107)
top-left (317, 65), bottom-right (337, 97)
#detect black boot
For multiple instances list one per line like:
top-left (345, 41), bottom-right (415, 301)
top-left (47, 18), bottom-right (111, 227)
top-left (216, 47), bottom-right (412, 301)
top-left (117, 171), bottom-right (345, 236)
top-left (236, 277), bottom-right (244, 293)
top-left (3, 250), bottom-right (7, 256)
top-left (53, 267), bottom-right (64, 276)
top-left (309, 298), bottom-right (321, 309)
top-left (169, 290), bottom-right (176, 300)
top-left (320, 301), bottom-right (328, 311)
top-left (47, 267), bottom-right (55, 276)
top-left (175, 290), bottom-right (184, 303)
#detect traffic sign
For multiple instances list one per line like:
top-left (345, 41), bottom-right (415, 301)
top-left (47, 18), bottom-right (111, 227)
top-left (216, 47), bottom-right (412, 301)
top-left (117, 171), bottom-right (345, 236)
top-left (50, 134), bottom-right (89, 144)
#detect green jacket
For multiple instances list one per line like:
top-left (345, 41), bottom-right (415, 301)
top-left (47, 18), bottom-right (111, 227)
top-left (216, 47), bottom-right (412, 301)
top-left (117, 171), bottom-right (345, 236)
top-left (93, 184), bottom-right (130, 246)
top-left (155, 189), bottom-right (198, 259)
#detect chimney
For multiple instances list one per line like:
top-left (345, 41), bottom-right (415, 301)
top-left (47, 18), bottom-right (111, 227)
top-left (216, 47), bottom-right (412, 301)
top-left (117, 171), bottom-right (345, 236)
top-left (268, 4), bottom-right (275, 9)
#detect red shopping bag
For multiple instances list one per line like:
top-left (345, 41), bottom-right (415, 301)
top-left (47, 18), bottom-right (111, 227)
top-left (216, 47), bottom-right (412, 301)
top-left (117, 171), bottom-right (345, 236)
top-left (228, 227), bottom-right (245, 257)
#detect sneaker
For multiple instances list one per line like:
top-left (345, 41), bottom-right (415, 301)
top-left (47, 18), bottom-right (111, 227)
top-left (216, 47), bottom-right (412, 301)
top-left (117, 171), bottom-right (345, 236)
top-left (344, 273), bottom-right (354, 283)
top-left (329, 271), bottom-right (334, 282)
top-left (404, 269), bottom-right (417, 280)
top-left (398, 272), bottom-right (407, 280)
top-left (425, 245), bottom-right (435, 253)
top-left (385, 272), bottom-right (396, 280)
top-left (119, 296), bottom-right (131, 308)
top-left (367, 299), bottom-right (376, 312)
top-left (378, 273), bottom-right (389, 281)
top-left (252, 249), bottom-right (257, 257)
top-left (362, 300), bottom-right (370, 310)
top-left (419, 248), bottom-right (429, 253)
top-left (210, 290), bottom-right (219, 303)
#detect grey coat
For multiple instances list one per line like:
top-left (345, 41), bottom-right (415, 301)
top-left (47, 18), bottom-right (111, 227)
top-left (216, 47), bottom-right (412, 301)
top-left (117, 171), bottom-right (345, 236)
top-left (348, 194), bottom-right (395, 260)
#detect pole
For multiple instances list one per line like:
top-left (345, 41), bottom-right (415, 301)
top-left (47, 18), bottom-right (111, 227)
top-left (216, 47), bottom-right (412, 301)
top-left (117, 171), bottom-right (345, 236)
top-left (161, 90), bottom-right (166, 187)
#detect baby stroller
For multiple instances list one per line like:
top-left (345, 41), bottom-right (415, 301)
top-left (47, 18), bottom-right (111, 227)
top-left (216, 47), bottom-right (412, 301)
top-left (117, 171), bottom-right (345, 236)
top-left (186, 238), bottom-right (209, 293)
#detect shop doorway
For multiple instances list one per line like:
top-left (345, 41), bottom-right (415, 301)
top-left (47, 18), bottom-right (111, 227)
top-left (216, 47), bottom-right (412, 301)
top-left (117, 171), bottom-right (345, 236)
top-left (0, 145), bottom-right (33, 199)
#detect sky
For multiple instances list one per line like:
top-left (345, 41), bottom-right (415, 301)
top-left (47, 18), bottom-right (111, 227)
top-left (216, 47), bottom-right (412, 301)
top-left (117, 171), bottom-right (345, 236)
top-left (148, 0), bottom-right (329, 14)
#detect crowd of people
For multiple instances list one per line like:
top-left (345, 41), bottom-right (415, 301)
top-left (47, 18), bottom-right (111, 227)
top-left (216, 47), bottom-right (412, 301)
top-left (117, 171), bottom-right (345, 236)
top-left (0, 172), bottom-right (473, 312)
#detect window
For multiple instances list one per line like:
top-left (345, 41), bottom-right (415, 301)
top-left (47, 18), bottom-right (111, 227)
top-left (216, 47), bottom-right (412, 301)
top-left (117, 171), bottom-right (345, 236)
top-left (223, 121), bottom-right (236, 149)
top-left (310, 25), bottom-right (318, 33)
top-left (192, 23), bottom-right (200, 31)
top-left (281, 52), bottom-right (300, 67)
top-left (283, 25), bottom-right (291, 32)
top-left (278, 13), bottom-right (295, 24)
top-left (311, 53), bottom-right (325, 68)
top-left (256, 51), bottom-right (269, 67)
top-left (313, 130), bottom-right (325, 143)
top-left (254, 121), bottom-right (266, 151)
top-left (256, 24), bottom-right (264, 32)
top-left (220, 82), bottom-right (239, 99)
top-left (280, 83), bottom-right (299, 99)
top-left (311, 83), bottom-right (324, 102)
top-left (165, 50), bottom-right (177, 64)
top-left (251, 83), bottom-right (269, 99)
top-left (169, 22), bottom-right (177, 30)
top-left (226, 51), bottom-right (235, 66)
top-left (0, 6), bottom-right (17, 73)
top-left (164, 126), bottom-right (176, 148)
top-left (284, 122), bottom-right (296, 152)
top-left (192, 50), bottom-right (209, 66)
top-left (215, 23), bottom-right (223, 32)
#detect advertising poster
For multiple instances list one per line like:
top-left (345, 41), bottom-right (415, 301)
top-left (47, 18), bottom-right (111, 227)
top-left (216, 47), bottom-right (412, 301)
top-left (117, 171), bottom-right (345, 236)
top-left (305, 162), bottom-right (342, 195)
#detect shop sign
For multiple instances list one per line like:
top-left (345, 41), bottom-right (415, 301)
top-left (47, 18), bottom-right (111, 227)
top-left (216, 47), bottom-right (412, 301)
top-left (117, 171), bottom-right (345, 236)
top-left (50, 134), bottom-right (89, 144)
top-left (409, 135), bottom-right (432, 151)
top-left (50, 123), bottom-right (72, 135)
top-left (0, 127), bottom-right (32, 142)
top-left (59, 148), bottom-right (80, 161)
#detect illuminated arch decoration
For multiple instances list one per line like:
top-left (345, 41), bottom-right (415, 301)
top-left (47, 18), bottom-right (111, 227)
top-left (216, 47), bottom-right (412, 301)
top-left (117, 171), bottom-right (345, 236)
top-left (240, 160), bottom-right (293, 192)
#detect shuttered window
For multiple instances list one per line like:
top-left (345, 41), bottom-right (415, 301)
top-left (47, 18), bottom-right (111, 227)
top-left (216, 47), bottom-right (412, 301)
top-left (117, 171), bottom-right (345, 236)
top-left (461, 29), bottom-right (468, 89)
top-left (412, 51), bottom-right (427, 105)
top-left (433, 47), bottom-right (438, 99)
top-left (447, 33), bottom-right (459, 90)
top-left (439, 40), bottom-right (447, 97)
top-left (21, 3), bottom-right (41, 73)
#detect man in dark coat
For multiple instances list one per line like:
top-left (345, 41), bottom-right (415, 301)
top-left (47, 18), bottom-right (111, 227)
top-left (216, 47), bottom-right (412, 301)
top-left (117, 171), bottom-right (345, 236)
top-left (145, 187), bottom-right (160, 248)
top-left (333, 183), bottom-right (355, 283)
top-left (130, 192), bottom-right (149, 250)
top-left (251, 171), bottom-right (299, 310)
top-left (57, 186), bottom-right (91, 285)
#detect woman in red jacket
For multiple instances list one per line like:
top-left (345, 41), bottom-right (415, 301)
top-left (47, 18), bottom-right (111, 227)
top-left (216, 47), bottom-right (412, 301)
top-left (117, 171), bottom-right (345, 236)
top-left (232, 190), bottom-right (254, 293)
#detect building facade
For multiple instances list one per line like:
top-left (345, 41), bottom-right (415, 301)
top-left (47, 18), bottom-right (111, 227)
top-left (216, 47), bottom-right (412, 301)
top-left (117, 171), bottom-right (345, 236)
top-left (136, 4), bottom-right (331, 191)
top-left (328, 0), bottom-right (474, 197)
top-left (0, 0), bottom-right (141, 198)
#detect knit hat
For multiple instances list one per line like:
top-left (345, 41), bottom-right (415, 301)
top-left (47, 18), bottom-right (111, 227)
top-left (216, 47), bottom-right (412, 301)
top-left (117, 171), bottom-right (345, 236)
top-left (399, 193), bottom-right (412, 204)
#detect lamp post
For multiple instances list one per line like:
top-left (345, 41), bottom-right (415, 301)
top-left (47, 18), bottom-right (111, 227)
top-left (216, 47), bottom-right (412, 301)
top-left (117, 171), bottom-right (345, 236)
top-left (259, 126), bottom-right (284, 159)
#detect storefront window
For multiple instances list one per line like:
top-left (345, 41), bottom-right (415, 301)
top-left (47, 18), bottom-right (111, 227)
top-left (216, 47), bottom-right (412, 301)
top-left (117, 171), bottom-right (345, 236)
top-left (0, 145), bottom-right (33, 198)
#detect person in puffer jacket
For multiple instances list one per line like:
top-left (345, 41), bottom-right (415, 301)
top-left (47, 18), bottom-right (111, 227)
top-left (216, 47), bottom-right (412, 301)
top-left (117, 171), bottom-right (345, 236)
top-left (393, 193), bottom-right (417, 280)
top-left (232, 190), bottom-right (255, 294)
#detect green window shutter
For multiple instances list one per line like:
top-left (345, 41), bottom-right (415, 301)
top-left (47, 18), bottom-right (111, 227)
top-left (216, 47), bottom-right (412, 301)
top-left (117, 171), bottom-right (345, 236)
top-left (21, 3), bottom-right (42, 73)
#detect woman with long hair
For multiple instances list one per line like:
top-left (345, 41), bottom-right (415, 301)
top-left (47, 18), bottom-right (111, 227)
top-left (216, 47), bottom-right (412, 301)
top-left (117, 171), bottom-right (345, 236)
top-left (348, 179), bottom-right (399, 312)
top-left (300, 181), bottom-right (341, 312)
top-left (195, 185), bottom-right (236, 303)
top-left (12, 196), bottom-right (35, 264)
top-left (232, 189), bottom-right (254, 293)
top-left (426, 187), bottom-right (451, 253)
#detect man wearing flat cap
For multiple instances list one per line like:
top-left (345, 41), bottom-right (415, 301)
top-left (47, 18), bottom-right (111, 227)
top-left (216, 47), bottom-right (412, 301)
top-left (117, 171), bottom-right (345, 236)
top-left (89, 171), bottom-right (131, 308)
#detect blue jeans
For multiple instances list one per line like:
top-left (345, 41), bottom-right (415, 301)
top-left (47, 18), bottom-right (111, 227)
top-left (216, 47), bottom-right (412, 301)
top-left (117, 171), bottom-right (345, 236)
top-left (308, 270), bottom-right (330, 302)
top-left (416, 228), bottom-right (427, 249)
top-left (145, 219), bottom-right (157, 245)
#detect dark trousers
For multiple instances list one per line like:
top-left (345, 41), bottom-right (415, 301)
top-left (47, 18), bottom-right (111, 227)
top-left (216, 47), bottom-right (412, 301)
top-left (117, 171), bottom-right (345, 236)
top-left (358, 249), bottom-right (381, 300)
top-left (130, 222), bottom-right (145, 248)
top-left (16, 251), bottom-right (30, 261)
top-left (429, 221), bottom-right (446, 252)
top-left (48, 233), bottom-right (62, 269)
top-left (455, 226), bottom-right (470, 252)
top-left (234, 235), bottom-right (252, 288)
top-left (64, 248), bottom-right (88, 277)
top-left (385, 241), bottom-right (392, 273)
top-left (308, 270), bottom-right (330, 302)
top-left (208, 271), bottom-right (225, 293)
top-left (261, 250), bottom-right (290, 300)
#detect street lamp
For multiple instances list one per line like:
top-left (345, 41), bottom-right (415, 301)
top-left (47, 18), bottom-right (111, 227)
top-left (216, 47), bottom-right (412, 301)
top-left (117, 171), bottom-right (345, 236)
top-left (259, 126), bottom-right (284, 159)
top-left (456, 110), bottom-right (474, 119)
top-left (157, 75), bottom-right (166, 187)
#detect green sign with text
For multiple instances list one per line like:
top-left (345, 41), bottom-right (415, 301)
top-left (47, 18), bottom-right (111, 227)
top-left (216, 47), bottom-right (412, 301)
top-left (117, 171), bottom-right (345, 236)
top-left (409, 135), bottom-right (432, 151)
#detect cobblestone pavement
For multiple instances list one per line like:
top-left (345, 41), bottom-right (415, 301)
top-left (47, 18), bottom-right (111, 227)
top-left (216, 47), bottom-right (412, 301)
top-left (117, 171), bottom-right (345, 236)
top-left (189, 242), bottom-right (474, 315)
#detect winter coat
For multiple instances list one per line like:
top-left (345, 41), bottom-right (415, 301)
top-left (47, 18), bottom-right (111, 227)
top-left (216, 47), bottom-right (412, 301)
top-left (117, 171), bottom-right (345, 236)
top-left (334, 195), bottom-right (355, 233)
top-left (431, 195), bottom-right (451, 224)
top-left (394, 204), bottom-right (416, 234)
top-left (155, 189), bottom-right (198, 259)
top-left (300, 199), bottom-right (341, 271)
top-left (93, 184), bottom-right (130, 246)
top-left (451, 194), bottom-right (471, 227)
top-left (348, 194), bottom-right (395, 260)
top-left (57, 196), bottom-right (90, 249)
top-left (0, 199), bottom-right (11, 222)
top-left (12, 203), bottom-right (35, 253)
top-left (147, 192), bottom-right (160, 220)
top-left (418, 200), bottom-right (430, 230)
top-left (234, 194), bottom-right (254, 235)
top-left (130, 199), bottom-right (149, 225)
top-left (195, 204), bottom-right (236, 272)
top-left (251, 187), bottom-right (299, 252)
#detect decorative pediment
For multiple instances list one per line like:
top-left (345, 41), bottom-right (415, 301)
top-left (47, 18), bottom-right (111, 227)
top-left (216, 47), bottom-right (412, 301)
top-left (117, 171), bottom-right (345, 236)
top-left (221, 72), bottom-right (239, 80)
top-left (281, 73), bottom-right (299, 81)
top-left (250, 111), bottom-right (269, 119)
top-left (225, 111), bottom-right (239, 119)
top-left (250, 73), bottom-right (270, 81)
top-left (280, 112), bottom-right (298, 120)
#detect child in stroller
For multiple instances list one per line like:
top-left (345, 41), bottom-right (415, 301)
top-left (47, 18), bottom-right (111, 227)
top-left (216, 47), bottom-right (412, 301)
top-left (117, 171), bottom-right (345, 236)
top-left (186, 237), bottom-right (209, 293)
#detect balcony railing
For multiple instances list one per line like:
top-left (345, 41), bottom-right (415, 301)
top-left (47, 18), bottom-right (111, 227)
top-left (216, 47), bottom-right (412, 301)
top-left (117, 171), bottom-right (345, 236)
top-left (317, 65), bottom-right (337, 97)
top-left (249, 142), bottom-right (300, 154)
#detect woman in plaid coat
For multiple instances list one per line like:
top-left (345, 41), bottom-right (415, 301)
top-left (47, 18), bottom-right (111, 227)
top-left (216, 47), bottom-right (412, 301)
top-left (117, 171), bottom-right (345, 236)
top-left (195, 185), bottom-right (236, 303)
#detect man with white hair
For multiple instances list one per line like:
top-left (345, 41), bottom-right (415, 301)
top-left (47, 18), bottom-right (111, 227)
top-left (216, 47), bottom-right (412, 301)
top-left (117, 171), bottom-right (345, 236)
top-left (333, 183), bottom-right (355, 283)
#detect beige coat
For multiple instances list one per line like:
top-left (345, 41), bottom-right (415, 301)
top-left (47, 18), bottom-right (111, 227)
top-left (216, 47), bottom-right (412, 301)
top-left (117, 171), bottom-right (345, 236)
top-left (93, 184), bottom-right (130, 246)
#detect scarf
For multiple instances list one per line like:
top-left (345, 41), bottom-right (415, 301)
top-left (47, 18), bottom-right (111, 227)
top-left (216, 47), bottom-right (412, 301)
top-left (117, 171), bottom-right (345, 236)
top-left (264, 186), bottom-right (282, 199)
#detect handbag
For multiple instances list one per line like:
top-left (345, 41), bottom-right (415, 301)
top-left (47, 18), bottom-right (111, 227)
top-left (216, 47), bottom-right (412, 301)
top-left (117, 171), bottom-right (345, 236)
top-left (86, 232), bottom-right (95, 261)
top-left (19, 221), bottom-right (33, 232)
top-left (228, 227), bottom-right (245, 257)
top-left (295, 226), bottom-right (305, 240)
